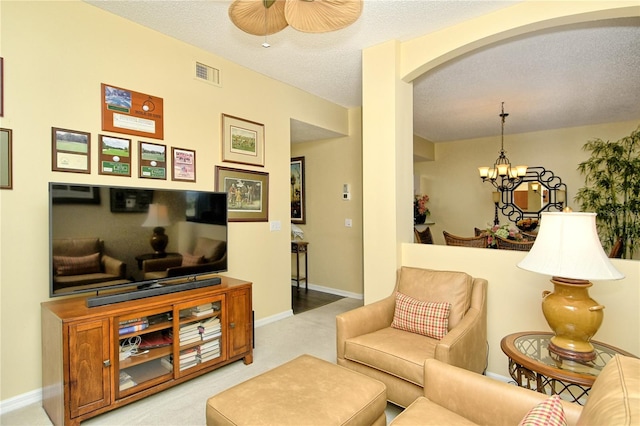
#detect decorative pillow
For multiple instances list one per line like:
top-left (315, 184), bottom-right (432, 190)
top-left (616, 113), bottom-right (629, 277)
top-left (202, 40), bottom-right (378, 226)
top-left (53, 252), bottom-right (101, 276)
top-left (181, 253), bottom-right (205, 267)
top-left (391, 292), bottom-right (450, 340)
top-left (518, 395), bottom-right (567, 426)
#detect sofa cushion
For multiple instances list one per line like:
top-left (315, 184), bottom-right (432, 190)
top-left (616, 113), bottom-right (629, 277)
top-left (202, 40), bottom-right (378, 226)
top-left (392, 292), bottom-right (450, 340)
top-left (181, 253), bottom-right (205, 266)
top-left (193, 238), bottom-right (225, 261)
top-left (390, 397), bottom-right (476, 426)
top-left (53, 252), bottom-right (101, 276)
top-left (577, 355), bottom-right (640, 425)
top-left (396, 267), bottom-right (472, 330)
top-left (344, 327), bottom-right (437, 387)
top-left (518, 395), bottom-right (567, 426)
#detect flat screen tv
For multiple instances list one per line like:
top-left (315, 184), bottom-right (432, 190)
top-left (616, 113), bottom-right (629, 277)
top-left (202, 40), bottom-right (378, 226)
top-left (49, 182), bottom-right (228, 298)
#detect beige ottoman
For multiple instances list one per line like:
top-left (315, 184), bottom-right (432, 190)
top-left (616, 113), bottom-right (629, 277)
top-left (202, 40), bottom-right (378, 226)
top-left (206, 354), bottom-right (387, 425)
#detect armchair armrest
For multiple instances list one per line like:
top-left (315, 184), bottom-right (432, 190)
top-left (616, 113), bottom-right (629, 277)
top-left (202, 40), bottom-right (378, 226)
top-left (142, 256), bottom-right (182, 273)
top-left (423, 359), bottom-right (582, 425)
top-left (434, 306), bottom-right (486, 373)
top-left (336, 295), bottom-right (395, 359)
top-left (102, 255), bottom-right (126, 278)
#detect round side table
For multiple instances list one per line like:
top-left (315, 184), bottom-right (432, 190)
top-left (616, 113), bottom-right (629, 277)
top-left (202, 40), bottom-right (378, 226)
top-left (500, 331), bottom-right (637, 405)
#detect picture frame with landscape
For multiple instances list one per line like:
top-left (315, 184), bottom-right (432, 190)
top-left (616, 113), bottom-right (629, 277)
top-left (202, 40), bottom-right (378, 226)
top-left (221, 114), bottom-right (265, 167)
top-left (99, 135), bottom-right (131, 177)
top-left (215, 166), bottom-right (269, 222)
top-left (51, 127), bottom-right (91, 174)
top-left (139, 141), bottom-right (166, 180)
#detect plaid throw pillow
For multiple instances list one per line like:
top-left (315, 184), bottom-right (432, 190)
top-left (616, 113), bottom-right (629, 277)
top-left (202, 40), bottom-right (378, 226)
top-left (53, 252), bottom-right (101, 276)
top-left (518, 395), bottom-right (567, 426)
top-left (391, 292), bottom-right (450, 340)
top-left (181, 253), bottom-right (205, 266)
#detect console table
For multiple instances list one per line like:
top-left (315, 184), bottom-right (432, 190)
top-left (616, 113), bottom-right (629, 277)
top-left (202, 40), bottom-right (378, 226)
top-left (501, 331), bottom-right (637, 405)
top-left (291, 241), bottom-right (308, 291)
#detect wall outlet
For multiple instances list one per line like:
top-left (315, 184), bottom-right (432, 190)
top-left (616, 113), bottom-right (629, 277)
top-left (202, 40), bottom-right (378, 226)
top-left (270, 220), bottom-right (281, 231)
top-left (345, 218), bottom-right (352, 228)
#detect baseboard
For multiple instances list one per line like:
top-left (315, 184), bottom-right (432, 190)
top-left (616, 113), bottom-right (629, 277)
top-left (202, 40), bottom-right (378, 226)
top-left (485, 371), bottom-right (511, 384)
top-left (290, 281), bottom-right (363, 300)
top-left (254, 309), bottom-right (293, 328)
top-left (0, 388), bottom-right (41, 415)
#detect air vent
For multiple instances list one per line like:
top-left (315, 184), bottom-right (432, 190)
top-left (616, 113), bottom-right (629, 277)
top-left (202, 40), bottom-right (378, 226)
top-left (195, 62), bottom-right (221, 86)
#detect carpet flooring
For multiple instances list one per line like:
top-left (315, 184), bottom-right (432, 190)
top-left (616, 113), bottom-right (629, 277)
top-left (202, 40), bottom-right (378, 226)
top-left (1, 297), bottom-right (403, 425)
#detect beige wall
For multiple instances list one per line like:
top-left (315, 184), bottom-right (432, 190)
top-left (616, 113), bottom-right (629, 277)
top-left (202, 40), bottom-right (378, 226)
top-left (416, 120), bottom-right (640, 247)
top-left (0, 1), bottom-right (349, 401)
top-left (291, 108), bottom-right (364, 297)
top-left (401, 243), bottom-right (640, 378)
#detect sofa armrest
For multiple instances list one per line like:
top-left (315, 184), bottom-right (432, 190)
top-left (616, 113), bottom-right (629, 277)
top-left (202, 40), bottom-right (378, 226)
top-left (102, 255), bottom-right (126, 278)
top-left (423, 359), bottom-right (583, 425)
top-left (336, 295), bottom-right (395, 360)
top-left (142, 256), bottom-right (182, 273)
top-left (434, 306), bottom-right (486, 373)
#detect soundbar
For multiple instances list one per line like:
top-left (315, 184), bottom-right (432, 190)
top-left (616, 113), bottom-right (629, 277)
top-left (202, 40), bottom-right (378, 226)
top-left (86, 277), bottom-right (222, 307)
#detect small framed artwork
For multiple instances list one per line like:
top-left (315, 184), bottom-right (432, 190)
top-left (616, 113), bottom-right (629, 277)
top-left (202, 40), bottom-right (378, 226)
top-left (291, 156), bottom-right (305, 224)
top-left (215, 166), bottom-right (269, 222)
top-left (172, 147), bottom-right (196, 182)
top-left (139, 141), bottom-right (166, 179)
top-left (51, 127), bottom-right (91, 174)
top-left (0, 128), bottom-right (12, 189)
top-left (221, 114), bottom-right (265, 167)
top-left (99, 135), bottom-right (131, 177)
top-left (101, 83), bottom-right (164, 140)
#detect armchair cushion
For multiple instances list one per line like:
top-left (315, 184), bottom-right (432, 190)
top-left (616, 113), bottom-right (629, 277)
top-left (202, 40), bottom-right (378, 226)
top-left (392, 292), bottom-right (450, 340)
top-left (396, 267), bottom-right (472, 330)
top-left (53, 252), bottom-right (101, 276)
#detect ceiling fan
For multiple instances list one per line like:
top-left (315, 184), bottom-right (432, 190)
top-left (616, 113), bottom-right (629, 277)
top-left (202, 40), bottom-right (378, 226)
top-left (228, 0), bottom-right (363, 36)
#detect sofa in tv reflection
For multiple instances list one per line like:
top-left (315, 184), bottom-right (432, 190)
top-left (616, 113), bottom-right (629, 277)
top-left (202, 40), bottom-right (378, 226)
top-left (142, 237), bottom-right (227, 280)
top-left (52, 237), bottom-right (128, 293)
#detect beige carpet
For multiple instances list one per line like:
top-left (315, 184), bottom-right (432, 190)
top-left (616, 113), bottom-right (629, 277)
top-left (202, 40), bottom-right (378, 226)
top-left (1, 297), bottom-right (403, 425)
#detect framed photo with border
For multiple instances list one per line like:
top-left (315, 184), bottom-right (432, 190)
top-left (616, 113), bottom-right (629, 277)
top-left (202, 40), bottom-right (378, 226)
top-left (172, 147), bottom-right (196, 182)
top-left (101, 83), bottom-right (164, 140)
top-left (1, 128), bottom-right (12, 189)
top-left (139, 141), bottom-right (166, 179)
top-left (99, 135), bottom-right (131, 177)
top-left (291, 156), bottom-right (305, 224)
top-left (51, 127), bottom-right (91, 174)
top-left (215, 166), bottom-right (269, 222)
top-left (221, 114), bottom-right (265, 167)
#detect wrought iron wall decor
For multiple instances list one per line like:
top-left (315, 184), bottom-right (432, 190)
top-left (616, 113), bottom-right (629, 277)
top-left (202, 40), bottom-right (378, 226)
top-left (496, 166), bottom-right (567, 224)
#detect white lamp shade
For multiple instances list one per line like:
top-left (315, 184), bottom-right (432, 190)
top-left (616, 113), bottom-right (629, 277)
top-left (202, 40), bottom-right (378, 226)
top-left (517, 212), bottom-right (624, 281)
top-left (142, 204), bottom-right (170, 228)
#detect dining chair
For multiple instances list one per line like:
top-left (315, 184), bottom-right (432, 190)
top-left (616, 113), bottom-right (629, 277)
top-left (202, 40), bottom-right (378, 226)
top-left (495, 235), bottom-right (535, 251)
top-left (520, 231), bottom-right (538, 241)
top-left (414, 227), bottom-right (434, 244)
top-left (608, 236), bottom-right (624, 258)
top-left (443, 231), bottom-right (488, 248)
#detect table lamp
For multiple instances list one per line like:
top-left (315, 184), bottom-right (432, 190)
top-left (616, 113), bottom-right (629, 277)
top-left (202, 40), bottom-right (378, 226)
top-left (142, 203), bottom-right (170, 255)
top-left (517, 211), bottom-right (624, 361)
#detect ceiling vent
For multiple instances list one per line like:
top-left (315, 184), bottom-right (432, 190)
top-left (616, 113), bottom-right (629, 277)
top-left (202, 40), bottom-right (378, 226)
top-left (195, 62), bottom-right (221, 86)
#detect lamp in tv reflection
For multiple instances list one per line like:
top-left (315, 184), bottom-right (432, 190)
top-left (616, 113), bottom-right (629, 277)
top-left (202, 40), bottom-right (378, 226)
top-left (142, 203), bottom-right (170, 255)
top-left (517, 211), bottom-right (624, 361)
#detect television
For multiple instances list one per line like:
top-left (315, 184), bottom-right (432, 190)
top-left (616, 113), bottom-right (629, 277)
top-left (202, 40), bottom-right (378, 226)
top-left (49, 182), bottom-right (228, 299)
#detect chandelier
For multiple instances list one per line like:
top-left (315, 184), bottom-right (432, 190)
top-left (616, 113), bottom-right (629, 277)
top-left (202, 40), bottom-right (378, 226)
top-left (229, 0), bottom-right (363, 46)
top-left (478, 102), bottom-right (527, 191)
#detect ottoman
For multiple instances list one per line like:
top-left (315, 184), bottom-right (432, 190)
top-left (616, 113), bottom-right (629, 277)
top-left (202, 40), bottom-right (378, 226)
top-left (206, 354), bottom-right (387, 425)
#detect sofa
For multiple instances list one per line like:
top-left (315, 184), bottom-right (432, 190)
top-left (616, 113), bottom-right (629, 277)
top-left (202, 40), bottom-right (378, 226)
top-left (336, 267), bottom-right (487, 407)
top-left (142, 237), bottom-right (227, 279)
top-left (391, 355), bottom-right (639, 425)
top-left (52, 237), bottom-right (127, 291)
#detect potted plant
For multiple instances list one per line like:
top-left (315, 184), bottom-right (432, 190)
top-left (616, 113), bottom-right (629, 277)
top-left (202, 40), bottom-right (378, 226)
top-left (414, 194), bottom-right (430, 224)
top-left (575, 125), bottom-right (640, 259)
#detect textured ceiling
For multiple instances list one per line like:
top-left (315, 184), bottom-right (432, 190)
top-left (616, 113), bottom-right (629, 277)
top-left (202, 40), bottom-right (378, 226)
top-left (85, 1), bottom-right (640, 143)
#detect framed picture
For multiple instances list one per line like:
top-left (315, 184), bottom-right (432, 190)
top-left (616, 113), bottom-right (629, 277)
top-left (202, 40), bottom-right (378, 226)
top-left (0, 57), bottom-right (4, 117)
top-left (172, 147), bottom-right (196, 182)
top-left (51, 127), bottom-right (91, 174)
top-left (291, 156), bottom-right (305, 224)
top-left (99, 135), bottom-right (131, 177)
top-left (139, 141), bottom-right (166, 179)
top-left (101, 83), bottom-right (164, 140)
top-left (0, 128), bottom-right (12, 189)
top-left (221, 114), bottom-right (265, 167)
top-left (51, 183), bottom-right (100, 204)
top-left (215, 166), bottom-right (269, 222)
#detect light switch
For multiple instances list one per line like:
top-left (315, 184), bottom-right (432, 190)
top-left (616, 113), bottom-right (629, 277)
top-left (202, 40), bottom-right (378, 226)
top-left (270, 220), bottom-right (281, 231)
top-left (345, 219), bottom-right (352, 228)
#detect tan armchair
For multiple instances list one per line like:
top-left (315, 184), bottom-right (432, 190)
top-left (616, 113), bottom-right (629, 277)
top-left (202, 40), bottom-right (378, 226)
top-left (336, 267), bottom-right (487, 408)
top-left (52, 237), bottom-right (127, 292)
top-left (391, 355), bottom-right (639, 425)
top-left (143, 237), bottom-right (226, 280)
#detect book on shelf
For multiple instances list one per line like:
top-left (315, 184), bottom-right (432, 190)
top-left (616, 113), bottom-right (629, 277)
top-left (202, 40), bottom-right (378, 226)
top-left (147, 312), bottom-right (172, 325)
top-left (179, 359), bottom-right (198, 371)
top-left (192, 308), bottom-right (214, 317)
top-left (194, 303), bottom-right (213, 312)
top-left (199, 352), bottom-right (220, 363)
top-left (119, 371), bottom-right (137, 390)
top-left (179, 328), bottom-right (201, 338)
top-left (119, 317), bottom-right (148, 327)
top-left (139, 330), bottom-right (173, 350)
top-left (119, 322), bottom-right (149, 335)
top-left (180, 335), bottom-right (202, 345)
top-left (160, 356), bottom-right (173, 371)
top-left (200, 339), bottom-right (220, 350)
top-left (179, 347), bottom-right (198, 360)
top-left (179, 322), bottom-right (200, 333)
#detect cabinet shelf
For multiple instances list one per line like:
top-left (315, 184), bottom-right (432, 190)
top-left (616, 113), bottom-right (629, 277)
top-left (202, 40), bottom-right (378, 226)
top-left (120, 345), bottom-right (172, 368)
